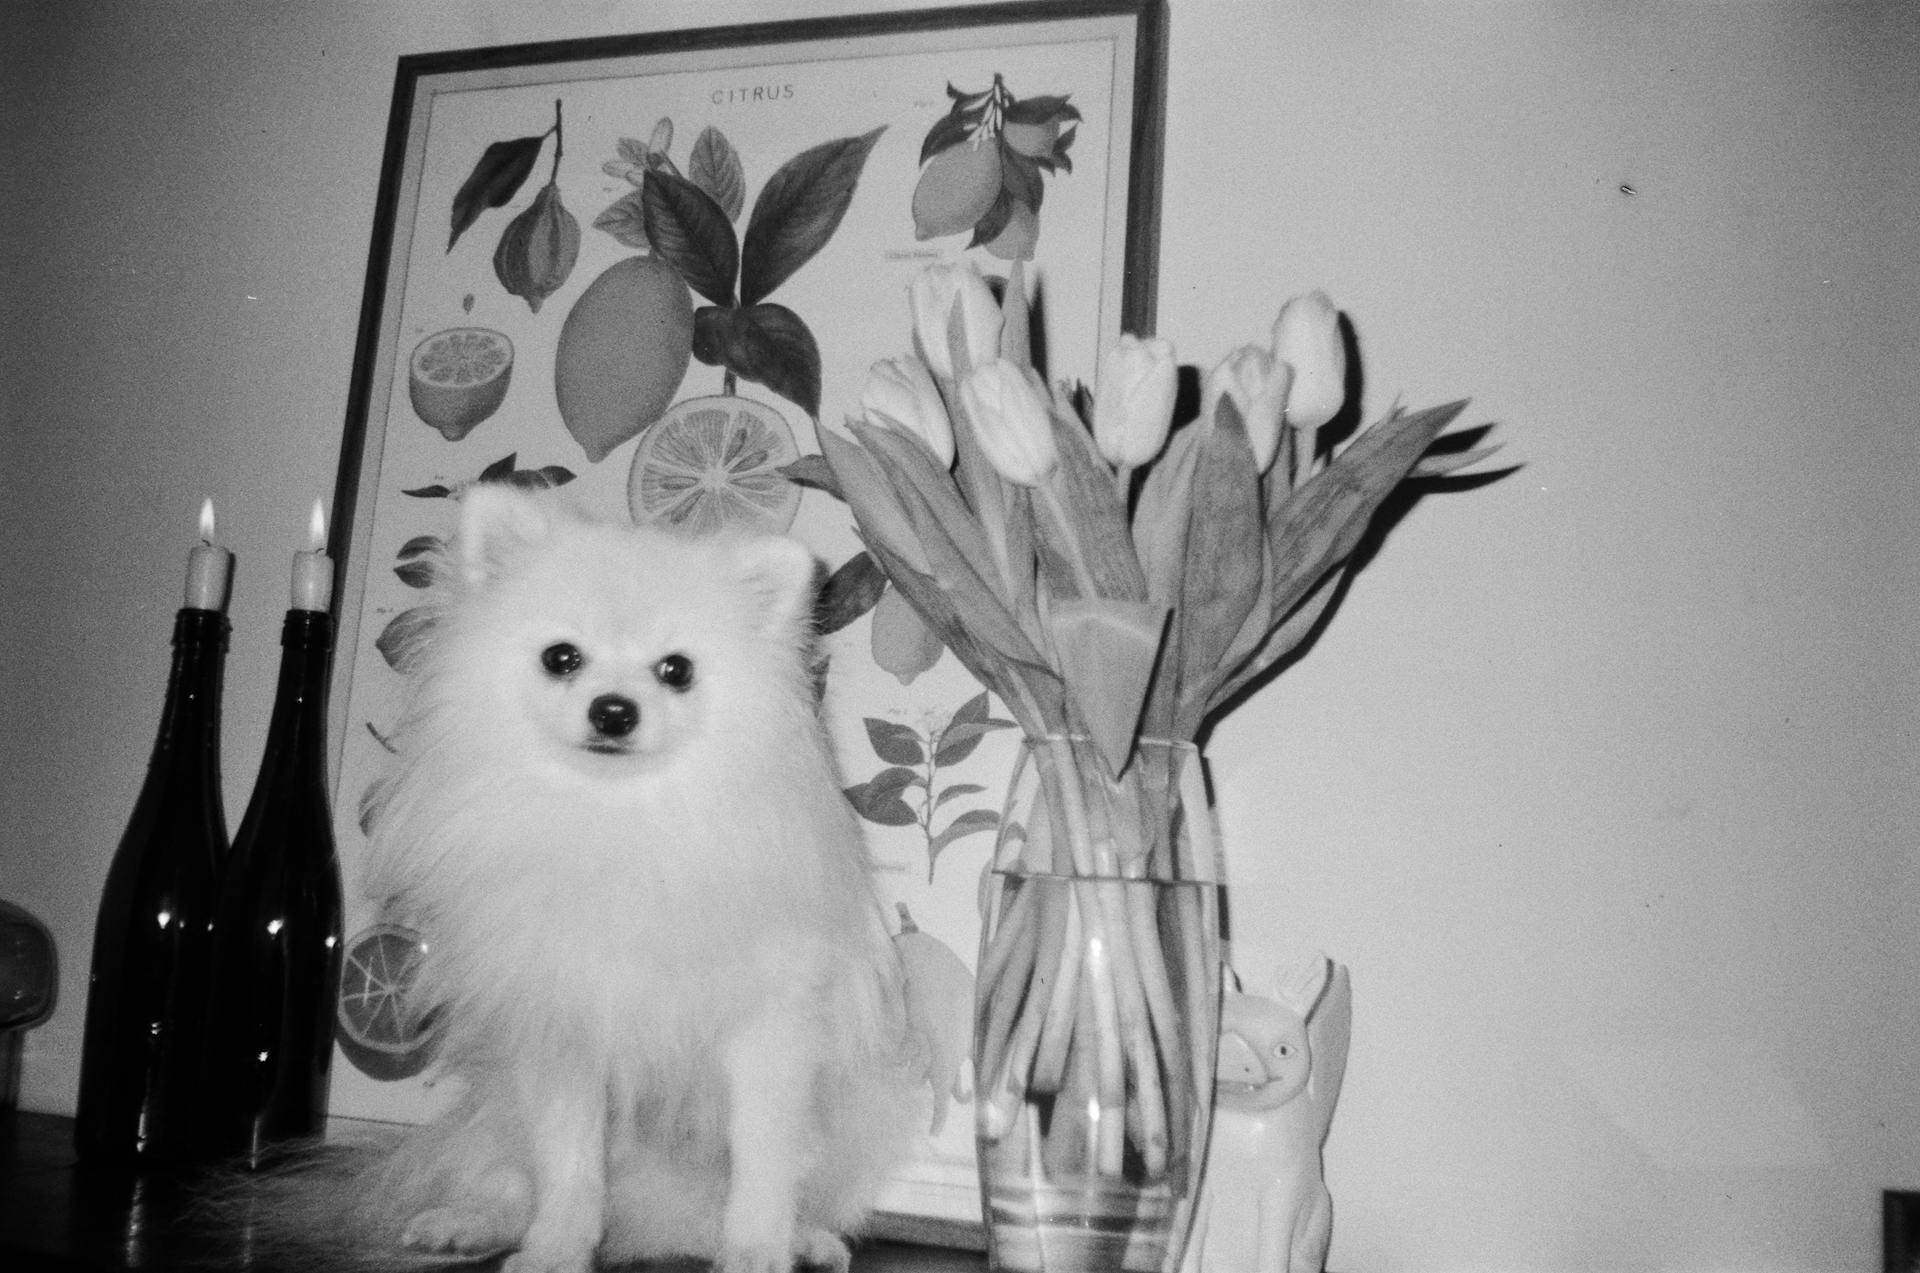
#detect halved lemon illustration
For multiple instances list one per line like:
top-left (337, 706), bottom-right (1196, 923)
top-left (627, 395), bottom-right (801, 536)
top-left (336, 923), bottom-right (439, 1082)
top-left (408, 327), bottom-right (513, 440)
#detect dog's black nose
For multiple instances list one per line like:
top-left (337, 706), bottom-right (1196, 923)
top-left (587, 694), bottom-right (640, 738)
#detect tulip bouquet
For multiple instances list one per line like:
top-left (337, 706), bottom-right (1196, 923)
top-left (805, 260), bottom-right (1495, 1181)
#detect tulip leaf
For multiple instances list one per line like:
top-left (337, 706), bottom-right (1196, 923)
top-left (1211, 562), bottom-right (1346, 710)
top-left (859, 423), bottom-right (1053, 676)
top-left (1263, 400), bottom-right (1468, 629)
top-left (1174, 397), bottom-right (1266, 733)
top-left (818, 427), bottom-right (931, 575)
top-left (1411, 441), bottom-right (1503, 479)
top-left (862, 535), bottom-right (1061, 740)
top-left (1042, 408), bottom-right (1147, 602)
top-left (642, 168), bottom-right (739, 308)
top-left (1049, 597), bottom-right (1169, 777)
top-left (740, 126), bottom-right (885, 307)
top-left (852, 419), bottom-right (1009, 606)
top-left (1131, 420), bottom-right (1203, 608)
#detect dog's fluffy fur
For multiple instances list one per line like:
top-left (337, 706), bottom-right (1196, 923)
top-left (265, 487), bottom-right (920, 1273)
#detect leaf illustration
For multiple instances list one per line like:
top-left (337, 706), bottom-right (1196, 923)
top-left (919, 109), bottom-right (976, 164)
top-left (396, 535), bottom-right (443, 561)
top-left (815, 550), bottom-right (886, 635)
top-left (715, 303), bottom-right (823, 418)
top-left (933, 783), bottom-right (987, 810)
top-left (479, 453), bottom-right (518, 483)
top-left (932, 808), bottom-right (1000, 856)
top-left (845, 765), bottom-right (921, 827)
top-left (642, 169), bottom-right (739, 307)
top-left (450, 135), bottom-right (546, 251)
top-left (594, 191), bottom-right (653, 250)
top-left (780, 453), bottom-right (842, 499)
top-left (865, 764), bottom-right (923, 798)
top-left (376, 606), bottom-right (437, 673)
top-left (934, 691), bottom-right (1015, 765)
top-left (689, 126), bottom-right (746, 221)
top-left (501, 464), bottom-right (575, 491)
top-left (864, 718), bottom-right (926, 766)
top-left (393, 558), bottom-right (436, 590)
top-left (401, 483), bottom-right (453, 499)
top-left (739, 126), bottom-right (886, 307)
top-left (967, 189), bottom-right (1017, 252)
top-left (1004, 95), bottom-right (1081, 127)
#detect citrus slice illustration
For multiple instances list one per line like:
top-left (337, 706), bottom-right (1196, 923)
top-left (409, 327), bottom-right (514, 440)
top-left (627, 395), bottom-right (801, 536)
top-left (336, 923), bottom-right (439, 1082)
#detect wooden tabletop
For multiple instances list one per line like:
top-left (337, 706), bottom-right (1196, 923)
top-left (0, 1109), bottom-right (988, 1272)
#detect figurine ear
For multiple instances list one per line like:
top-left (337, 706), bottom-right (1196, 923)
top-left (1268, 950), bottom-right (1332, 1017)
top-left (458, 483), bottom-right (552, 586)
top-left (733, 535), bottom-right (818, 634)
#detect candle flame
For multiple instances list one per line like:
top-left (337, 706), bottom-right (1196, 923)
top-left (306, 498), bottom-right (328, 552)
top-left (198, 498), bottom-right (216, 542)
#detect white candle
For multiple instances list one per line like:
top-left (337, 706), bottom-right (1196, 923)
top-left (291, 498), bottom-right (333, 613)
top-left (184, 498), bottom-right (234, 612)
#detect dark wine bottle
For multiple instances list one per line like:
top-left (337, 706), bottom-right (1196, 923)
top-left (198, 607), bottom-right (343, 1167)
top-left (75, 606), bottom-right (230, 1164)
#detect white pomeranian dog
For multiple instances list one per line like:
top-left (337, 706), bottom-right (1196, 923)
top-left (287, 485), bottom-right (922, 1273)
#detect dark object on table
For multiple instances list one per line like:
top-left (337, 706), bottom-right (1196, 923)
top-left (197, 609), bottom-right (343, 1166)
top-left (1890, 1189), bottom-right (1920, 1273)
top-left (1, 900), bottom-right (57, 1109)
top-left (75, 608), bottom-right (230, 1166)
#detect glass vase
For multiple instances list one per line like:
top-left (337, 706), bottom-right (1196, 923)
top-left (975, 736), bottom-right (1223, 1273)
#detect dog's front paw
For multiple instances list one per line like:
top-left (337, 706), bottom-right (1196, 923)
top-left (717, 1240), bottom-right (790, 1273)
top-left (502, 1240), bottom-right (596, 1273)
top-left (402, 1206), bottom-right (518, 1257)
top-left (794, 1227), bottom-right (851, 1272)
top-left (715, 1228), bottom-right (848, 1273)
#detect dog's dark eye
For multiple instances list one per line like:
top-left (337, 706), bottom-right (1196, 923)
top-left (654, 653), bottom-right (694, 691)
top-left (541, 643), bottom-right (584, 677)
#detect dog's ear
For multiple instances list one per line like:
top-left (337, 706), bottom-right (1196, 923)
top-left (732, 536), bottom-right (817, 634)
top-left (458, 483), bottom-right (551, 586)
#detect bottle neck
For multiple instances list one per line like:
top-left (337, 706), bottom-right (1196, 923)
top-left (153, 608), bottom-right (229, 770)
top-left (262, 610), bottom-right (335, 767)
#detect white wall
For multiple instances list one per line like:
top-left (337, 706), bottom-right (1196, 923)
top-left (4, 3), bottom-right (1915, 1269)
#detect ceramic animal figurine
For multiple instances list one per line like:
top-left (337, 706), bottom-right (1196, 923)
top-left (1183, 951), bottom-right (1352, 1273)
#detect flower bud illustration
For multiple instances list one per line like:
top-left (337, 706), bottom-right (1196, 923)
top-left (493, 181), bottom-right (580, 314)
top-left (1093, 334), bottom-right (1177, 469)
top-left (962, 359), bottom-right (1058, 487)
top-left (909, 263), bottom-right (1003, 381)
top-left (1202, 345), bottom-right (1291, 473)
top-left (863, 356), bottom-right (954, 468)
top-left (1271, 290), bottom-right (1346, 432)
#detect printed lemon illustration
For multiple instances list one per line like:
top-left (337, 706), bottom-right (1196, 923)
top-left (555, 255), bottom-right (696, 463)
top-left (336, 923), bottom-right (439, 1082)
top-left (409, 327), bottom-right (513, 440)
top-left (627, 395), bottom-right (801, 537)
top-left (871, 585), bottom-right (943, 685)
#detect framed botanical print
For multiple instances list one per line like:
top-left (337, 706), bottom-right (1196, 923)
top-left (323, 1), bottom-right (1166, 1243)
